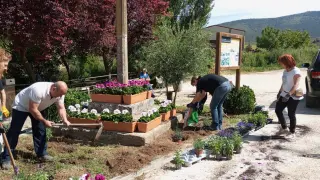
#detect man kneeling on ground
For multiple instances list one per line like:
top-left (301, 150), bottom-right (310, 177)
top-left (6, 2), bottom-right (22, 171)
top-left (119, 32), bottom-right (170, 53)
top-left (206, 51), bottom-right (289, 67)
top-left (1, 81), bottom-right (71, 169)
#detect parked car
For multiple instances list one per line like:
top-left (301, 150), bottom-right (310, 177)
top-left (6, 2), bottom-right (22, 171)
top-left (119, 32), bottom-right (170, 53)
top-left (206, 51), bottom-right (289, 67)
top-left (302, 49), bottom-right (320, 108)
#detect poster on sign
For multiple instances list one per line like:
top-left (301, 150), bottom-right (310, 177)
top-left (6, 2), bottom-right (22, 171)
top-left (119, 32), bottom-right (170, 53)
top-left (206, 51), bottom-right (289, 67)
top-left (220, 37), bottom-right (240, 67)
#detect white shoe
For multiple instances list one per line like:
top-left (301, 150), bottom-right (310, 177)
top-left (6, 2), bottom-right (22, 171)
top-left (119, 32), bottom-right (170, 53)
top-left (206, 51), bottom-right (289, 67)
top-left (286, 133), bottom-right (295, 140)
top-left (279, 128), bottom-right (289, 134)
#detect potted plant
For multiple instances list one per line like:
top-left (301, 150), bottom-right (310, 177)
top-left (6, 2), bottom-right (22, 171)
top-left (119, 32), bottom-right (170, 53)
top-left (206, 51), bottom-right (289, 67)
top-left (159, 101), bottom-right (172, 121)
top-left (122, 80), bottom-right (149, 104)
top-left (91, 82), bottom-right (123, 104)
top-left (172, 128), bottom-right (183, 144)
top-left (100, 109), bottom-right (136, 133)
top-left (236, 122), bottom-right (255, 135)
top-left (225, 139), bottom-right (234, 160)
top-left (174, 150), bottom-right (184, 170)
top-left (137, 108), bottom-right (161, 133)
top-left (208, 137), bottom-right (223, 161)
top-left (67, 105), bottom-right (99, 128)
top-left (232, 132), bottom-right (243, 154)
top-left (193, 138), bottom-right (205, 157)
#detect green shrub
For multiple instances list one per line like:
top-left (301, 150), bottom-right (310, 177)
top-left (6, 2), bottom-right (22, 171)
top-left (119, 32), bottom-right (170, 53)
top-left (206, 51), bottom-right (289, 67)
top-left (223, 85), bottom-right (256, 114)
top-left (245, 112), bottom-right (268, 127)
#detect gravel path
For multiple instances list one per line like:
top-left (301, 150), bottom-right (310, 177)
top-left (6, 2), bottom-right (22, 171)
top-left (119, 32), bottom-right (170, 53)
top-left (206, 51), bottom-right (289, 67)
top-left (113, 69), bottom-right (320, 180)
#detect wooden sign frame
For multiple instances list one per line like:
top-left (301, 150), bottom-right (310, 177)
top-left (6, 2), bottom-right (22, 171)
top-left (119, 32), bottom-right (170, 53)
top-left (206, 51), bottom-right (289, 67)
top-left (215, 32), bottom-right (244, 89)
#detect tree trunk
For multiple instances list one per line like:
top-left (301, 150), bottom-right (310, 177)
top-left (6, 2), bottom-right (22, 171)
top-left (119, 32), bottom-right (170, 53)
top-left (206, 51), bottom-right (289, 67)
top-left (102, 48), bottom-right (114, 75)
top-left (61, 56), bottom-right (71, 80)
top-left (20, 49), bottom-right (36, 83)
top-left (173, 83), bottom-right (179, 105)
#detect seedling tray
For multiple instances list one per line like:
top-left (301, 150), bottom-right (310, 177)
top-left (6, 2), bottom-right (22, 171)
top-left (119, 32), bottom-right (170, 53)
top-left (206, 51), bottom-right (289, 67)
top-left (180, 149), bottom-right (212, 167)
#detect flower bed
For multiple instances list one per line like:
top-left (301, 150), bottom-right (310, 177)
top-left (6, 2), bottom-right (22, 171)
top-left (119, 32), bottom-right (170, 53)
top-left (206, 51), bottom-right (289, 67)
top-left (91, 80), bottom-right (150, 104)
top-left (67, 105), bottom-right (99, 128)
top-left (100, 108), bottom-right (136, 133)
top-left (159, 100), bottom-right (174, 121)
top-left (137, 108), bottom-right (161, 133)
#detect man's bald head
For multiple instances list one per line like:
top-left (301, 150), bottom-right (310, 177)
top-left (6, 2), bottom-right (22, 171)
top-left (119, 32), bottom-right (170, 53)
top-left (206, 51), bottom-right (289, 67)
top-left (51, 81), bottom-right (68, 98)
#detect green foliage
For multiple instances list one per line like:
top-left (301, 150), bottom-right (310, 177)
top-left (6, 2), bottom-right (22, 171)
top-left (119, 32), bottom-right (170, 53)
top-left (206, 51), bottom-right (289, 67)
top-left (67, 111), bottom-right (98, 120)
top-left (14, 171), bottom-right (50, 180)
top-left (207, 136), bottom-right (223, 155)
top-left (223, 139), bottom-right (234, 157)
top-left (138, 111), bottom-right (161, 123)
top-left (46, 128), bottom-right (53, 142)
top-left (173, 128), bottom-right (183, 140)
top-left (159, 106), bottom-right (172, 113)
top-left (193, 138), bottom-right (205, 150)
top-left (223, 86), bottom-right (256, 114)
top-left (174, 149), bottom-right (184, 166)
top-left (242, 47), bottom-right (319, 70)
top-left (46, 105), bottom-right (60, 123)
top-left (232, 132), bottom-right (243, 151)
top-left (143, 22), bottom-right (212, 104)
top-left (168, 0), bottom-right (214, 31)
top-left (245, 112), bottom-right (268, 127)
top-left (100, 112), bottom-right (133, 123)
top-left (122, 85), bottom-right (148, 95)
top-left (257, 27), bottom-right (311, 50)
top-left (65, 89), bottom-right (90, 107)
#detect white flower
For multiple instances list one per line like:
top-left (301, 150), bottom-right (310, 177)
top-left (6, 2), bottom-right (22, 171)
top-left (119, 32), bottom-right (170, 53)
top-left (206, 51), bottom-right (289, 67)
top-left (75, 104), bottom-right (81, 109)
top-left (68, 105), bottom-right (75, 110)
top-left (152, 108), bottom-right (158, 113)
top-left (102, 108), bottom-right (110, 113)
top-left (70, 107), bottom-right (77, 112)
top-left (141, 112), bottom-right (148, 117)
top-left (147, 110), bottom-right (153, 117)
top-left (83, 102), bottom-right (89, 106)
top-left (79, 174), bottom-right (89, 180)
top-left (122, 110), bottom-right (129, 114)
top-left (167, 100), bottom-right (172, 104)
top-left (81, 108), bottom-right (88, 113)
top-left (160, 103), bottom-right (167, 107)
top-left (114, 109), bottom-right (121, 114)
top-left (90, 109), bottom-right (98, 115)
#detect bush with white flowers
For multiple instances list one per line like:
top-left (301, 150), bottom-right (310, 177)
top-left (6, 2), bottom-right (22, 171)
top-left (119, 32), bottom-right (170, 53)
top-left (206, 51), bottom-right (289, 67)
top-left (138, 108), bottom-right (160, 123)
top-left (100, 108), bottom-right (133, 123)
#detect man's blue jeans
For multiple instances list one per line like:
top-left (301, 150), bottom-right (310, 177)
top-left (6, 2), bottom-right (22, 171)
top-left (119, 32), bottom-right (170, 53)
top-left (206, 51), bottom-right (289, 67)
top-left (1, 109), bottom-right (48, 162)
top-left (210, 81), bottom-right (232, 130)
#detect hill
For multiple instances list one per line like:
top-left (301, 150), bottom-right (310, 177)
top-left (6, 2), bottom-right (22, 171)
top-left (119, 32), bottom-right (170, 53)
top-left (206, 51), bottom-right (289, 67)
top-left (218, 11), bottom-right (320, 42)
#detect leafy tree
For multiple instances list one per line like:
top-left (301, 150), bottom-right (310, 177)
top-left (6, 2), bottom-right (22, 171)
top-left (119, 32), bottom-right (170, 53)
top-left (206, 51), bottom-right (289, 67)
top-left (257, 27), bottom-right (311, 50)
top-left (169, 0), bottom-right (215, 31)
top-left (142, 21), bottom-right (212, 104)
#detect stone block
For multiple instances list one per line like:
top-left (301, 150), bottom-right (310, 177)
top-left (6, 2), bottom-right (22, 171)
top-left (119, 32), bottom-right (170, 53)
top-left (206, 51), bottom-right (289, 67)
top-left (52, 113), bottom-right (183, 146)
top-left (89, 98), bottom-right (155, 119)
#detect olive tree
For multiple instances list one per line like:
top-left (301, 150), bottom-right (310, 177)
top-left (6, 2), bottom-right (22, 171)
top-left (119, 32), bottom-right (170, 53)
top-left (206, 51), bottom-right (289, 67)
top-left (142, 22), bottom-right (213, 104)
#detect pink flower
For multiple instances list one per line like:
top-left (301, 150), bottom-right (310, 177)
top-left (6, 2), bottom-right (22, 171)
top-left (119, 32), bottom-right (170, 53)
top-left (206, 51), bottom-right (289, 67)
top-left (95, 174), bottom-right (105, 180)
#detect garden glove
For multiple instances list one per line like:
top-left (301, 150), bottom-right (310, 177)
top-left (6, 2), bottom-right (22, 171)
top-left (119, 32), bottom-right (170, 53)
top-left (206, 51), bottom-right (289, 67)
top-left (2, 106), bottom-right (9, 117)
top-left (281, 93), bottom-right (291, 103)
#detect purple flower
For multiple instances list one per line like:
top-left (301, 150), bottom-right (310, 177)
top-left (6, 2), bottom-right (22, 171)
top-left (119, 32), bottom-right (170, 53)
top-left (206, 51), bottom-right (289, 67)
top-left (217, 129), bottom-right (235, 138)
top-left (95, 174), bottom-right (106, 180)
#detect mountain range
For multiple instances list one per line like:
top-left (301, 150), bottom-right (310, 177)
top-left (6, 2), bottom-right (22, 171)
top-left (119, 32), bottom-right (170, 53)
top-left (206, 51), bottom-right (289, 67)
top-left (217, 11), bottom-right (320, 42)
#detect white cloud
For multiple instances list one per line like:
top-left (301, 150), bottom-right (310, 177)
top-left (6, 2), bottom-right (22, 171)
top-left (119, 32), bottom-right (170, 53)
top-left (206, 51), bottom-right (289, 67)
top-left (208, 0), bottom-right (320, 25)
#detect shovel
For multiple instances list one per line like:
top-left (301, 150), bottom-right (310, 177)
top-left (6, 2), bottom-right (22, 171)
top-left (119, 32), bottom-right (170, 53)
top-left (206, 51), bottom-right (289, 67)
top-left (53, 122), bottom-right (104, 142)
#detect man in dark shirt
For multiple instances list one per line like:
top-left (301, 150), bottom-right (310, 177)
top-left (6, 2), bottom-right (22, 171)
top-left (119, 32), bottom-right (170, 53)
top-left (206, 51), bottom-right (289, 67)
top-left (189, 74), bottom-right (233, 130)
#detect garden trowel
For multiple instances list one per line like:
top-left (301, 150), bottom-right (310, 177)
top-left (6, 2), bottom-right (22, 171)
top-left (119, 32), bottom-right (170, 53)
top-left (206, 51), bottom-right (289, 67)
top-left (53, 122), bottom-right (104, 142)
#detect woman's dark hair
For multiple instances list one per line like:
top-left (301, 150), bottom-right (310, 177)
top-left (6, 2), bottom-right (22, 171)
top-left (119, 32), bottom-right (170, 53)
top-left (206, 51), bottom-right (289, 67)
top-left (191, 76), bottom-right (201, 84)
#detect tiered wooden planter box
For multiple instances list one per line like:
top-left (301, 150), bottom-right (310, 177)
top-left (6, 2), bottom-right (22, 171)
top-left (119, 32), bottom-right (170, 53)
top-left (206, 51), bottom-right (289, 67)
top-left (90, 94), bottom-right (122, 104)
top-left (67, 117), bottom-right (100, 128)
top-left (123, 91), bottom-right (148, 105)
top-left (90, 91), bottom-right (150, 105)
top-left (137, 116), bottom-right (161, 133)
top-left (161, 111), bottom-right (171, 121)
top-left (101, 121), bottom-right (137, 133)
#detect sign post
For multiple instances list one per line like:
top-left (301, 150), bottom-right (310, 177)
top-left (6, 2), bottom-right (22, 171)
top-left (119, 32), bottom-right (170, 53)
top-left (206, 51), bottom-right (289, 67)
top-left (215, 32), bottom-right (243, 89)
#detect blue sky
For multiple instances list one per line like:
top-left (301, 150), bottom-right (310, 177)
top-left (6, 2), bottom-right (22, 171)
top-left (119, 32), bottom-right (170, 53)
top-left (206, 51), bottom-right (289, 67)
top-left (208, 0), bottom-right (320, 25)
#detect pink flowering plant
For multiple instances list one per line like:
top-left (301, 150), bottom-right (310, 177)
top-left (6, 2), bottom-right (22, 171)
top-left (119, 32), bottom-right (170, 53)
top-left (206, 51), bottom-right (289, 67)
top-left (92, 80), bottom-right (149, 95)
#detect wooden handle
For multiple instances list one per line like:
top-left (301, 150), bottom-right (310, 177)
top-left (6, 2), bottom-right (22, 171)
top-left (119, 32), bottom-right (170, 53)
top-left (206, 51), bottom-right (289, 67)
top-left (53, 123), bottom-right (102, 126)
top-left (2, 133), bottom-right (16, 169)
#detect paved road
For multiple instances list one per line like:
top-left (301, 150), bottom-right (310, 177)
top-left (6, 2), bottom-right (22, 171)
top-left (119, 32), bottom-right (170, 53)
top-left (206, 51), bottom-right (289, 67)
top-left (115, 69), bottom-right (320, 180)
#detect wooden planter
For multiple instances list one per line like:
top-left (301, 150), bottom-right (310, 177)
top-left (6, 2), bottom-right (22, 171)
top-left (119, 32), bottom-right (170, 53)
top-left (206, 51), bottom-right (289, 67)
top-left (90, 94), bottom-right (122, 104)
top-left (123, 91), bottom-right (147, 105)
top-left (102, 121), bottom-right (137, 133)
top-left (137, 116), bottom-right (161, 133)
top-left (147, 91), bottom-right (152, 99)
top-left (68, 117), bottom-right (99, 128)
top-left (161, 111), bottom-right (171, 121)
top-left (171, 109), bottom-right (177, 117)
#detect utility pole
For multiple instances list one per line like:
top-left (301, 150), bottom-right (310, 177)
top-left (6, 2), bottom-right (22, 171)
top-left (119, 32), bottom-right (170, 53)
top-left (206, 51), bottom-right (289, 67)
top-left (116, 0), bottom-right (128, 84)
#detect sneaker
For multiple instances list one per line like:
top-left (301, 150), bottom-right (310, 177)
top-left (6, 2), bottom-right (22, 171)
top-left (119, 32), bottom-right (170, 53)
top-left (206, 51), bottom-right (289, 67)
top-left (287, 133), bottom-right (296, 140)
top-left (1, 161), bottom-right (11, 170)
top-left (279, 128), bottom-right (289, 135)
top-left (38, 155), bottom-right (54, 162)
